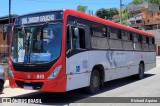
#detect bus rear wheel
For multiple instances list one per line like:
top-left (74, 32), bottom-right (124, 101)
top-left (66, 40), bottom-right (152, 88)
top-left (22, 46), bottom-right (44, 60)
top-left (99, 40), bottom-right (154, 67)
top-left (135, 63), bottom-right (144, 80)
top-left (86, 69), bottom-right (100, 94)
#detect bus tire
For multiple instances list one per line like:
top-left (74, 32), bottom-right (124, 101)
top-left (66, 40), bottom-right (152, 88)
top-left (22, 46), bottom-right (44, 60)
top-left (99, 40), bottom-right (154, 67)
top-left (86, 69), bottom-right (100, 94)
top-left (0, 81), bottom-right (4, 94)
top-left (136, 63), bottom-right (144, 80)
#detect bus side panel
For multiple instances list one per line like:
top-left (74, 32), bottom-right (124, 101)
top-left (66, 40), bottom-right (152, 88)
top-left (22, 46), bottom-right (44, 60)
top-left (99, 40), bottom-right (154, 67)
top-left (87, 50), bottom-right (139, 82)
top-left (66, 51), bottom-right (90, 91)
top-left (66, 50), bottom-right (156, 91)
top-left (145, 52), bottom-right (156, 71)
top-left (87, 50), bottom-right (156, 82)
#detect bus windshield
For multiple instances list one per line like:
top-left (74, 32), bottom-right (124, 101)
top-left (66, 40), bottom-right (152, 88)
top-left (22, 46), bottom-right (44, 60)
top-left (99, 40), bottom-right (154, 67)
top-left (11, 23), bottom-right (62, 63)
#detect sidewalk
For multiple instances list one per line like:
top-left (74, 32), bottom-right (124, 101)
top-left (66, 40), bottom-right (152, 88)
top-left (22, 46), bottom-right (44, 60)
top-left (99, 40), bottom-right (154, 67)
top-left (4, 80), bottom-right (10, 88)
top-left (156, 56), bottom-right (160, 67)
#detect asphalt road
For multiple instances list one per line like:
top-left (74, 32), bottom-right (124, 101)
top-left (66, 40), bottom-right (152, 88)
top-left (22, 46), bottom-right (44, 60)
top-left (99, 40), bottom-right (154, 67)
top-left (1, 57), bottom-right (160, 106)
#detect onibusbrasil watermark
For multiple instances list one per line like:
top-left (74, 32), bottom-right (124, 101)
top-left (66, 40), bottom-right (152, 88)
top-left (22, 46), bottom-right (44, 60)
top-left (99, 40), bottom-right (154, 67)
top-left (1, 98), bottom-right (42, 104)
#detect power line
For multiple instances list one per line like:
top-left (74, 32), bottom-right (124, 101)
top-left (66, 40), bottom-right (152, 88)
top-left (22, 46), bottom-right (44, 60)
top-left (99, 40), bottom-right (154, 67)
top-left (23, 0), bottom-right (119, 5)
top-left (9, 0), bottom-right (11, 24)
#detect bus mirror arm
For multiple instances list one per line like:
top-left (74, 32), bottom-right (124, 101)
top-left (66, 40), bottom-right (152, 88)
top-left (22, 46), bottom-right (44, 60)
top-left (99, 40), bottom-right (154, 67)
top-left (3, 27), bottom-right (7, 41)
top-left (3, 32), bottom-right (7, 40)
top-left (3, 24), bottom-right (12, 40)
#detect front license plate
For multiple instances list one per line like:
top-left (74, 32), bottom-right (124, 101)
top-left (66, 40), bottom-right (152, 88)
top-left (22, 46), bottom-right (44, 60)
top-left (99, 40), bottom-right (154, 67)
top-left (23, 85), bottom-right (33, 90)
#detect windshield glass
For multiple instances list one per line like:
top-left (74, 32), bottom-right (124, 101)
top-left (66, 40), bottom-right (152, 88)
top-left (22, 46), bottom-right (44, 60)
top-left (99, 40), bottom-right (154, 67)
top-left (11, 23), bottom-right (62, 63)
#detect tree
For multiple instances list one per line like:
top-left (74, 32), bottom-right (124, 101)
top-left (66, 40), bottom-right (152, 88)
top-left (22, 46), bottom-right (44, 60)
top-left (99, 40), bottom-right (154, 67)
top-left (109, 8), bottom-right (119, 19)
top-left (147, 0), bottom-right (160, 5)
top-left (122, 9), bottom-right (128, 25)
top-left (131, 0), bottom-right (143, 5)
top-left (96, 8), bottom-right (107, 19)
top-left (130, 0), bottom-right (160, 5)
top-left (96, 8), bottom-right (119, 20)
top-left (77, 5), bottom-right (87, 13)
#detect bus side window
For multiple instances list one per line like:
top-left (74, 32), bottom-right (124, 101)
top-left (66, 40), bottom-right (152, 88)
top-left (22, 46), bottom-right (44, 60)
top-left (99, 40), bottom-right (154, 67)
top-left (79, 28), bottom-right (85, 49)
top-left (133, 33), bottom-right (138, 42)
top-left (109, 27), bottom-right (118, 39)
top-left (139, 35), bottom-right (142, 43)
top-left (66, 25), bottom-right (86, 51)
top-left (66, 26), bottom-right (71, 51)
top-left (149, 37), bottom-right (155, 51)
top-left (90, 24), bottom-right (108, 49)
top-left (146, 37), bottom-right (149, 44)
top-left (152, 37), bottom-right (155, 44)
top-left (107, 27), bottom-right (110, 37)
top-left (118, 30), bottom-right (121, 39)
top-left (149, 37), bottom-right (152, 44)
top-left (122, 31), bottom-right (127, 40)
top-left (133, 33), bottom-right (142, 50)
top-left (130, 33), bottom-right (133, 41)
top-left (72, 27), bottom-right (80, 49)
top-left (142, 36), bottom-right (146, 43)
top-left (72, 27), bottom-right (86, 49)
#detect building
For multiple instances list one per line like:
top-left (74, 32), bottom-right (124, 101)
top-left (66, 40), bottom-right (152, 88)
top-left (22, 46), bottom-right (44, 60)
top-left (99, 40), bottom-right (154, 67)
top-left (111, 14), bottom-right (119, 23)
top-left (127, 2), bottom-right (160, 55)
top-left (0, 15), bottom-right (17, 73)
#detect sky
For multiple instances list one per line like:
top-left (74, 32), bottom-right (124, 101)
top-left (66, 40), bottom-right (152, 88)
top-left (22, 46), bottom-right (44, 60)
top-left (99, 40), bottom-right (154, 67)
top-left (0, 0), bottom-right (132, 16)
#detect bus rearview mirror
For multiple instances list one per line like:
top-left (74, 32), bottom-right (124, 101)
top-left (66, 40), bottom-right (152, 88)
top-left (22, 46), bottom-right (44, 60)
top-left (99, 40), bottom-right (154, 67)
top-left (74, 28), bottom-right (79, 38)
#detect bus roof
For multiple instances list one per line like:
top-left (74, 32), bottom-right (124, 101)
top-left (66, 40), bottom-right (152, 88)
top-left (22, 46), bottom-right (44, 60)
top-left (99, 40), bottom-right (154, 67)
top-left (15, 9), bottom-right (154, 37)
top-left (63, 9), bottom-right (154, 37)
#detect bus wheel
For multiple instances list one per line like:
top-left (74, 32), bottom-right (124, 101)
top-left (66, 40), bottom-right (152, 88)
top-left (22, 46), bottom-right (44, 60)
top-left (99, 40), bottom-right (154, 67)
top-left (136, 63), bottom-right (144, 80)
top-left (0, 81), bottom-right (4, 94)
top-left (86, 69), bottom-right (100, 94)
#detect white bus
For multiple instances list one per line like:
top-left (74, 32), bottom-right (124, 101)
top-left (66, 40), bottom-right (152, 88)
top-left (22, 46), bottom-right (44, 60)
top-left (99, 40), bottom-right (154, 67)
top-left (9, 9), bottom-right (156, 94)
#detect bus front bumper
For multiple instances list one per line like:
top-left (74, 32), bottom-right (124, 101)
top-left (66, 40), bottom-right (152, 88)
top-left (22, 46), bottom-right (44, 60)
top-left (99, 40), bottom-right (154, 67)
top-left (9, 75), bottom-right (66, 92)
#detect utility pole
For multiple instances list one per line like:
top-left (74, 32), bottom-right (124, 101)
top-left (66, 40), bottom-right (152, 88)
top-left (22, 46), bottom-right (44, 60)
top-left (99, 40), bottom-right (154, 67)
top-left (8, 0), bottom-right (11, 56)
top-left (9, 0), bottom-right (11, 24)
top-left (120, 0), bottom-right (122, 24)
top-left (88, 10), bottom-right (93, 16)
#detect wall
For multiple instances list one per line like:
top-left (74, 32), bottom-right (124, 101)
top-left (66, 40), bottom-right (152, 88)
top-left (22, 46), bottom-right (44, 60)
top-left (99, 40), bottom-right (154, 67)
top-left (0, 29), bottom-right (7, 54)
top-left (127, 2), bottom-right (148, 13)
top-left (148, 2), bottom-right (160, 12)
top-left (144, 29), bottom-right (160, 55)
top-left (0, 26), bottom-right (8, 63)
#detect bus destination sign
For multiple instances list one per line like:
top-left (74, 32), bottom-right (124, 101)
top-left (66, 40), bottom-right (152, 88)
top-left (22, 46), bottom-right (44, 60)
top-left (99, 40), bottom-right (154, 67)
top-left (16, 11), bottom-right (63, 25)
top-left (22, 15), bottom-right (55, 24)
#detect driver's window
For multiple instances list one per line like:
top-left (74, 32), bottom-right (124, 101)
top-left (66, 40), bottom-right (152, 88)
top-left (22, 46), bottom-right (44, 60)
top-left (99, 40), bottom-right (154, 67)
top-left (66, 25), bottom-right (85, 52)
top-left (66, 26), bottom-right (71, 51)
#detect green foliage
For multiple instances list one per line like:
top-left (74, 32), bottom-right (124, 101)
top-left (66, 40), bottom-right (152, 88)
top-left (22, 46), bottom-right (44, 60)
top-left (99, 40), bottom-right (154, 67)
top-left (122, 20), bottom-right (128, 25)
top-left (110, 8), bottom-right (119, 18)
top-left (96, 8), bottom-right (107, 19)
top-left (122, 8), bottom-right (128, 25)
top-left (131, 0), bottom-right (143, 5)
top-left (96, 8), bottom-right (119, 20)
top-left (147, 0), bottom-right (160, 5)
top-left (96, 7), bottom-right (128, 25)
top-left (131, 0), bottom-right (160, 5)
top-left (95, 0), bottom-right (159, 25)
top-left (77, 5), bottom-right (87, 13)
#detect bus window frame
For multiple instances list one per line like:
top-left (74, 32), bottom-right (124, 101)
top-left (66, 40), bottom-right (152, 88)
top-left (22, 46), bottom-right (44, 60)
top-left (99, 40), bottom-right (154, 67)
top-left (90, 23), bottom-right (109, 49)
top-left (66, 14), bottom-right (155, 52)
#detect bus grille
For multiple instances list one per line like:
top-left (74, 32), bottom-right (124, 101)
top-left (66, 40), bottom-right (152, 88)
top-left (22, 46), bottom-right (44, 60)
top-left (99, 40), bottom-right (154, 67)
top-left (15, 80), bottom-right (43, 90)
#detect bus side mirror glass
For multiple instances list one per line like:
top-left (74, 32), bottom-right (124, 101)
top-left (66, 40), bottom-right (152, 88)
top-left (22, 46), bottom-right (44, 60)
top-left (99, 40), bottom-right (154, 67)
top-left (74, 27), bottom-right (79, 38)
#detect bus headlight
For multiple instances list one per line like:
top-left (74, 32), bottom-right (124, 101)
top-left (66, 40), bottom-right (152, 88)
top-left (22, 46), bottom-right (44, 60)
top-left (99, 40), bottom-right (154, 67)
top-left (9, 68), bottom-right (14, 78)
top-left (48, 65), bottom-right (62, 80)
